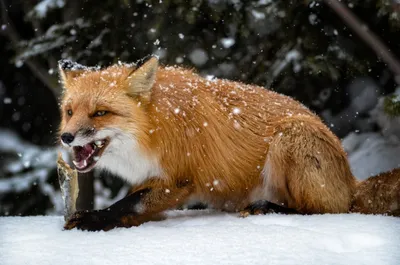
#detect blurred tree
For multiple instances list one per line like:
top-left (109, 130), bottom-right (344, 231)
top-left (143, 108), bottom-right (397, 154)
top-left (1, 0), bottom-right (400, 216)
top-left (6, 0), bottom-right (400, 112)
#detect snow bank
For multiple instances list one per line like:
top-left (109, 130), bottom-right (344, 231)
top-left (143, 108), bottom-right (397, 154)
top-left (0, 130), bottom-right (68, 215)
top-left (1, 210), bottom-right (400, 265)
top-left (343, 132), bottom-right (400, 180)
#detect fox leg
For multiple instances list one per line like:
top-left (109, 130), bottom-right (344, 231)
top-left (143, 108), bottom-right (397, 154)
top-left (64, 178), bottom-right (193, 231)
top-left (260, 118), bottom-right (357, 214)
top-left (239, 200), bottom-right (299, 218)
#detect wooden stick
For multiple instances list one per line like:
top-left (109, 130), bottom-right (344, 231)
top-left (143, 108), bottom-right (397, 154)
top-left (57, 153), bottom-right (79, 221)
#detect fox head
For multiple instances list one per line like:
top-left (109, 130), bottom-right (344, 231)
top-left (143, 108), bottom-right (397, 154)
top-left (58, 56), bottom-right (159, 176)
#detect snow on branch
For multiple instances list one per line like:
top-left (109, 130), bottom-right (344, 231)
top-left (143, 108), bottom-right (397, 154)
top-left (15, 18), bottom-right (90, 63)
top-left (0, 130), bottom-right (67, 215)
top-left (27, 0), bottom-right (65, 20)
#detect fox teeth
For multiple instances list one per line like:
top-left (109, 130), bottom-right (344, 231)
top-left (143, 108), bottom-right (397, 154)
top-left (72, 160), bottom-right (84, 169)
top-left (95, 140), bottom-right (103, 147)
top-left (72, 160), bottom-right (88, 169)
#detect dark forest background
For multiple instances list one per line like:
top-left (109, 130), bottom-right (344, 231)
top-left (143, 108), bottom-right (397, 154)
top-left (1, 0), bottom-right (400, 216)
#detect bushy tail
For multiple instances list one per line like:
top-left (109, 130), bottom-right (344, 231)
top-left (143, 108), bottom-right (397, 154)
top-left (350, 168), bottom-right (400, 216)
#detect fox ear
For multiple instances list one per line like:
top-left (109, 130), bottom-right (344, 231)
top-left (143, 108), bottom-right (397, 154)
top-left (127, 56), bottom-right (158, 95)
top-left (58, 59), bottom-right (87, 85)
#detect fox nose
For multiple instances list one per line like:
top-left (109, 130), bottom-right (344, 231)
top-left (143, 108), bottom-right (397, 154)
top-left (61, 133), bottom-right (75, 145)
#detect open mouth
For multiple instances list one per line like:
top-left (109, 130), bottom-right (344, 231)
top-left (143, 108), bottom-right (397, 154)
top-left (72, 138), bottom-right (109, 172)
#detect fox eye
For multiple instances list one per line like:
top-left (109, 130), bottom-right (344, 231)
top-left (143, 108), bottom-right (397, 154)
top-left (93, 110), bottom-right (108, 117)
top-left (67, 109), bottom-right (73, 116)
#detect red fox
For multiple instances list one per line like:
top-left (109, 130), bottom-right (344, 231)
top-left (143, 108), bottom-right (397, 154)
top-left (58, 56), bottom-right (398, 231)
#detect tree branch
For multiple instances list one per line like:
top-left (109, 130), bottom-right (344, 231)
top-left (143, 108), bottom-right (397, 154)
top-left (324, 0), bottom-right (400, 83)
top-left (0, 0), bottom-right (61, 99)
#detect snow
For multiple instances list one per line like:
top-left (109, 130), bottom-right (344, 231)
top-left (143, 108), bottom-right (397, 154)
top-left (27, 0), bottom-right (65, 19)
top-left (58, 59), bottom-right (99, 71)
top-left (1, 211), bottom-right (399, 265)
top-left (189, 48), bottom-right (208, 66)
top-left (251, 10), bottom-right (266, 20)
top-left (0, 130), bottom-right (68, 215)
top-left (339, 87), bottom-right (400, 180)
top-left (342, 132), bottom-right (400, 180)
top-left (272, 49), bottom-right (302, 77)
top-left (309, 13), bottom-right (318, 25)
top-left (258, 0), bottom-right (273, 5)
top-left (87, 29), bottom-right (110, 49)
top-left (220, 37), bottom-right (235, 48)
top-left (16, 18), bottom-right (90, 62)
top-left (175, 56), bottom-right (184, 63)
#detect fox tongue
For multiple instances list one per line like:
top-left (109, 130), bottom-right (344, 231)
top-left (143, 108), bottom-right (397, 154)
top-left (74, 143), bottom-right (94, 162)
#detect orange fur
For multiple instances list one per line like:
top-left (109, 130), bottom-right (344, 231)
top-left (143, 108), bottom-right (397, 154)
top-left (351, 168), bottom-right (400, 216)
top-left (60, 56), bottom-right (395, 230)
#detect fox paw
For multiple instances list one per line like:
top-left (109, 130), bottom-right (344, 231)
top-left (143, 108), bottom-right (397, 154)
top-left (239, 200), bottom-right (299, 218)
top-left (239, 208), bottom-right (269, 218)
top-left (64, 210), bottom-right (118, 231)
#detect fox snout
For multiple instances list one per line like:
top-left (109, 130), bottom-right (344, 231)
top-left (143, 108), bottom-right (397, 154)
top-left (60, 127), bottom-right (96, 147)
top-left (61, 132), bottom-right (75, 145)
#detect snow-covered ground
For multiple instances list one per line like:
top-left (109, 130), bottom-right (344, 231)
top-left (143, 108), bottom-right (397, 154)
top-left (1, 210), bottom-right (400, 265)
top-left (1, 130), bottom-right (399, 265)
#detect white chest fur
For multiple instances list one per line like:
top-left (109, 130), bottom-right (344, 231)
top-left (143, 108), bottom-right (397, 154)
top-left (97, 130), bottom-right (162, 185)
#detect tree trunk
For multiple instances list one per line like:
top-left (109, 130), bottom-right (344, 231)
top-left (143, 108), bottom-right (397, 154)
top-left (76, 172), bottom-right (94, 210)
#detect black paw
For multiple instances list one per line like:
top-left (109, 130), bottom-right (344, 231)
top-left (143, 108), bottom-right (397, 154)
top-left (240, 200), bottom-right (299, 218)
top-left (64, 210), bottom-right (118, 231)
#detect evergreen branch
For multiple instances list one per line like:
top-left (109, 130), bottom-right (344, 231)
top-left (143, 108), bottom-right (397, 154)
top-left (0, 0), bottom-right (61, 99)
